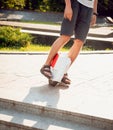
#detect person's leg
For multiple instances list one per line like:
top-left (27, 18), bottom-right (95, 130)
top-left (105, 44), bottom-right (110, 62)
top-left (40, 0), bottom-right (78, 80)
top-left (68, 39), bottom-right (83, 63)
top-left (40, 35), bottom-right (70, 79)
top-left (68, 3), bottom-right (93, 64)
top-left (44, 0), bottom-right (79, 66)
top-left (44, 35), bottom-right (71, 65)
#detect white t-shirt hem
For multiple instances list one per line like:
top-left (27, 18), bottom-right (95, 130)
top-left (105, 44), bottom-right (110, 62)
top-left (77, 0), bottom-right (94, 8)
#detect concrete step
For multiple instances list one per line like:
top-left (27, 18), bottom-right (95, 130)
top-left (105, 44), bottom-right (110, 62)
top-left (0, 21), bottom-right (60, 33)
top-left (0, 108), bottom-right (103, 130)
top-left (21, 29), bottom-right (113, 50)
top-left (1, 107), bottom-right (88, 130)
top-left (1, 107), bottom-right (82, 130)
top-left (21, 29), bottom-right (113, 42)
top-left (0, 21), bottom-right (113, 38)
top-left (89, 27), bottom-right (113, 38)
top-left (0, 20), bottom-right (113, 50)
top-left (0, 98), bottom-right (109, 130)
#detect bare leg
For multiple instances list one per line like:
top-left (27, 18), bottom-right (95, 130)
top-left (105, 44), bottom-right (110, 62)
top-left (48, 39), bottom-right (83, 86)
top-left (40, 38), bottom-right (83, 85)
top-left (68, 39), bottom-right (84, 63)
top-left (45, 35), bottom-right (70, 65)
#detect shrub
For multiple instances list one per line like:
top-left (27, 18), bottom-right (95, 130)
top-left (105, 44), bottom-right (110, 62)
top-left (38, 0), bottom-right (64, 12)
top-left (0, 26), bottom-right (32, 48)
top-left (1, 0), bottom-right (25, 10)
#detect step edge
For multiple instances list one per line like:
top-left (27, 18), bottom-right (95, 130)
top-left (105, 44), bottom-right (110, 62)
top-left (0, 98), bottom-right (113, 129)
top-left (0, 120), bottom-right (42, 130)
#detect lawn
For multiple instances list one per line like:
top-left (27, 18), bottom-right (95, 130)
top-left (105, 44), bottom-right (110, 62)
top-left (0, 44), bottom-right (69, 52)
top-left (0, 42), bottom-right (99, 52)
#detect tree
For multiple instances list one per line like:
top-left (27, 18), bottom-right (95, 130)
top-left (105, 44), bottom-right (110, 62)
top-left (0, 0), bottom-right (25, 10)
top-left (38, 0), bottom-right (64, 12)
top-left (24, 0), bottom-right (39, 10)
top-left (98, 0), bottom-right (113, 17)
top-left (0, 0), bottom-right (113, 17)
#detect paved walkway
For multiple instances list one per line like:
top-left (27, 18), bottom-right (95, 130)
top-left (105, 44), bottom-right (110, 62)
top-left (0, 10), bottom-right (113, 129)
top-left (0, 53), bottom-right (113, 122)
top-left (0, 9), bottom-right (108, 24)
top-left (0, 10), bottom-right (63, 23)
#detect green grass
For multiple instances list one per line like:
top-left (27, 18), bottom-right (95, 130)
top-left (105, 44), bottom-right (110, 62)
top-left (0, 44), bottom-right (68, 52)
top-left (1, 43), bottom-right (112, 52)
top-left (20, 20), bottom-right (61, 25)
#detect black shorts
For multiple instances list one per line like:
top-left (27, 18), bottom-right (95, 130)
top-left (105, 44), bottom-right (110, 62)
top-left (60, 0), bottom-right (93, 42)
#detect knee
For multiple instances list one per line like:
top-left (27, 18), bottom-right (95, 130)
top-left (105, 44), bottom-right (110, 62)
top-left (74, 39), bottom-right (84, 46)
top-left (60, 35), bottom-right (71, 43)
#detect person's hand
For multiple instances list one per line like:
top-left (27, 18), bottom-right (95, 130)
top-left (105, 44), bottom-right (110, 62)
top-left (90, 15), bottom-right (97, 26)
top-left (64, 6), bottom-right (73, 21)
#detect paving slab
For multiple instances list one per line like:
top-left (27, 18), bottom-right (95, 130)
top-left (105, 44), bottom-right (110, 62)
top-left (0, 53), bottom-right (113, 128)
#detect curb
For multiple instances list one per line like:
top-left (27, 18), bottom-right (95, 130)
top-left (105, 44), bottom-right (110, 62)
top-left (0, 51), bottom-right (113, 55)
top-left (0, 98), bottom-right (113, 130)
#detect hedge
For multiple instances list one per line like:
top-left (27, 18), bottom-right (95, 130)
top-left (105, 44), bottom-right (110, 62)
top-left (0, 26), bottom-right (32, 48)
